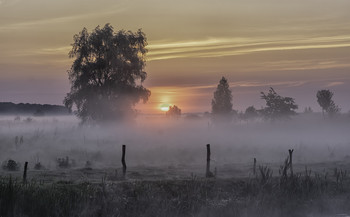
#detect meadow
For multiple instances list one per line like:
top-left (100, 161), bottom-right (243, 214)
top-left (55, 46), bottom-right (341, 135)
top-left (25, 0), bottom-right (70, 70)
top-left (1, 114), bottom-right (350, 217)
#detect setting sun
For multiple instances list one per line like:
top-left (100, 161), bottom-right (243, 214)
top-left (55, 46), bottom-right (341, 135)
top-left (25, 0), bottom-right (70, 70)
top-left (160, 103), bottom-right (171, 112)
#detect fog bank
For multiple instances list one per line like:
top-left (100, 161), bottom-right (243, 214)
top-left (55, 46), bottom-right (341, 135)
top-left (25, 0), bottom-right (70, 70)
top-left (1, 114), bottom-right (350, 176)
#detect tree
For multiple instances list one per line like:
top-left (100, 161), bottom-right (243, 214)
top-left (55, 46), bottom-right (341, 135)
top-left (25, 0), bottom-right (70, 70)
top-left (244, 106), bottom-right (259, 120)
top-left (166, 105), bottom-right (181, 118)
top-left (260, 87), bottom-right (298, 120)
top-left (316, 89), bottom-right (340, 118)
top-left (211, 77), bottom-right (233, 121)
top-left (64, 24), bottom-right (151, 123)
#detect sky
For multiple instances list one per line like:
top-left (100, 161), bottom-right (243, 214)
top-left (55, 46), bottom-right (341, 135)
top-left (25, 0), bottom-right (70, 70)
top-left (0, 0), bottom-right (350, 114)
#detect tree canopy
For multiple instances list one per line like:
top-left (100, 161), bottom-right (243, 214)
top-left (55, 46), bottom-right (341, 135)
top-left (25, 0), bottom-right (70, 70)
top-left (211, 77), bottom-right (233, 123)
top-left (316, 89), bottom-right (340, 118)
top-left (260, 87), bottom-right (298, 120)
top-left (243, 106), bottom-right (259, 120)
top-left (166, 105), bottom-right (182, 118)
top-left (64, 24), bottom-right (150, 123)
top-left (211, 77), bottom-right (233, 114)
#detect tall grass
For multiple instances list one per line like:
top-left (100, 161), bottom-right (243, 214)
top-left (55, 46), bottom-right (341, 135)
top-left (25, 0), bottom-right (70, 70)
top-left (0, 166), bottom-right (350, 217)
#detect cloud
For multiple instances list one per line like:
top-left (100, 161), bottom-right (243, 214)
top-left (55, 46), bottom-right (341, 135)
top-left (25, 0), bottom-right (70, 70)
top-left (260, 59), bottom-right (350, 72)
top-left (0, 8), bottom-right (125, 32)
top-left (151, 80), bottom-right (307, 92)
top-left (325, 82), bottom-right (345, 87)
top-left (147, 35), bottom-right (350, 61)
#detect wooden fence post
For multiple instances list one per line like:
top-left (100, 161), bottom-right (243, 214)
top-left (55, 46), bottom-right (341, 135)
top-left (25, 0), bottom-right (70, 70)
top-left (289, 149), bottom-right (294, 176)
top-left (122, 145), bottom-right (127, 177)
top-left (206, 144), bottom-right (211, 178)
top-left (23, 162), bottom-right (28, 183)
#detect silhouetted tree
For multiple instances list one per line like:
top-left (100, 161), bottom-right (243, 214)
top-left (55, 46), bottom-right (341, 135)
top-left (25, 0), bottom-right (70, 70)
top-left (244, 106), bottom-right (259, 120)
top-left (316, 89), bottom-right (340, 118)
top-left (316, 89), bottom-right (332, 118)
top-left (64, 24), bottom-right (150, 123)
top-left (211, 77), bottom-right (233, 122)
top-left (260, 87), bottom-right (298, 120)
top-left (166, 105), bottom-right (181, 118)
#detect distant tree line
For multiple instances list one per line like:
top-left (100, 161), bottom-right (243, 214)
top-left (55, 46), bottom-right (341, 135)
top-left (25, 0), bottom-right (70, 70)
top-left (210, 77), bottom-right (341, 123)
top-left (0, 102), bottom-right (70, 116)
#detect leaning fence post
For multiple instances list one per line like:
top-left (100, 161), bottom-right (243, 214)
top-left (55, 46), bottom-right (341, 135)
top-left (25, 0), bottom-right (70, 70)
top-left (122, 145), bottom-right (127, 177)
top-left (289, 149), bottom-right (294, 176)
top-left (206, 144), bottom-right (211, 178)
top-left (23, 162), bottom-right (28, 184)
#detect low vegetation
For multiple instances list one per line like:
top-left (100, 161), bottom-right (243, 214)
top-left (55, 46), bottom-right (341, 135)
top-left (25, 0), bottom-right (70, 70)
top-left (1, 163), bottom-right (350, 217)
top-left (1, 160), bottom-right (20, 171)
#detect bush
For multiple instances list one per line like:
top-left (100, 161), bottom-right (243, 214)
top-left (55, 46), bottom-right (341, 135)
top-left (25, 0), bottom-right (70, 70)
top-left (2, 160), bottom-right (20, 171)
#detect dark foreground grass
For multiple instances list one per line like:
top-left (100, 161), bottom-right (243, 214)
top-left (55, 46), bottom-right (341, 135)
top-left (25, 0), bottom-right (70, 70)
top-left (1, 171), bottom-right (350, 217)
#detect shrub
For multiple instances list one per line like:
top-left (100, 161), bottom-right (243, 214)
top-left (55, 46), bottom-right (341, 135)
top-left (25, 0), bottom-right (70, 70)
top-left (2, 160), bottom-right (20, 171)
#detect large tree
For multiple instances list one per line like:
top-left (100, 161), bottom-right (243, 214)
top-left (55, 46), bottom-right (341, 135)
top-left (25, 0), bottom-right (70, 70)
top-left (316, 89), bottom-right (340, 118)
top-left (260, 87), bottom-right (298, 120)
top-left (64, 24), bottom-right (151, 123)
top-left (211, 77), bottom-right (233, 121)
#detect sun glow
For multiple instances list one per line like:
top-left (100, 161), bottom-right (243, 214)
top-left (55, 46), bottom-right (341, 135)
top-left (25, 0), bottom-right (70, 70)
top-left (160, 103), bottom-right (170, 112)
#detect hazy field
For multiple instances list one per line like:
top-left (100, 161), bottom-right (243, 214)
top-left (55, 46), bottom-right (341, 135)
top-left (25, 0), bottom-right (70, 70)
top-left (1, 114), bottom-right (350, 176)
top-left (1, 114), bottom-right (350, 216)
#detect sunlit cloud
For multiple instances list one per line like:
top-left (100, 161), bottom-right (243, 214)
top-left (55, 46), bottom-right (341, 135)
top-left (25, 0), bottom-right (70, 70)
top-left (10, 46), bottom-right (71, 57)
top-left (0, 8), bottom-right (125, 32)
top-left (325, 82), bottom-right (345, 87)
top-left (148, 35), bottom-right (350, 61)
top-left (151, 80), bottom-right (307, 92)
top-left (260, 59), bottom-right (350, 72)
top-left (0, 46), bottom-right (72, 66)
top-left (3, 35), bottom-right (350, 74)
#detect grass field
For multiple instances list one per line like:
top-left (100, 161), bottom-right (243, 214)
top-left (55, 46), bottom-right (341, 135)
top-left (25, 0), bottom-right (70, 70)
top-left (1, 114), bottom-right (350, 216)
top-left (1, 165), bottom-right (350, 217)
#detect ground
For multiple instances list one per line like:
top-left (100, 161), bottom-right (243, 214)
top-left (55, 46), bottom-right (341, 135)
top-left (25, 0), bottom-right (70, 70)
top-left (1, 114), bottom-right (350, 216)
